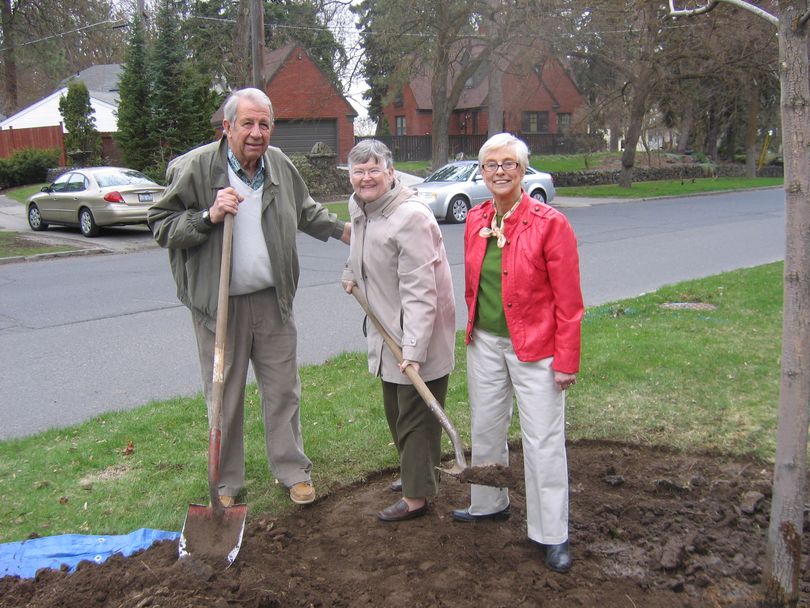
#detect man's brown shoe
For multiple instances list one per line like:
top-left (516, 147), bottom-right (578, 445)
top-left (377, 499), bottom-right (427, 522)
top-left (289, 481), bottom-right (316, 505)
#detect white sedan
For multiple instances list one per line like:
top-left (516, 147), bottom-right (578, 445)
top-left (413, 160), bottom-right (556, 224)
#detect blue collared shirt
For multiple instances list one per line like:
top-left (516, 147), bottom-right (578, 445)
top-left (227, 147), bottom-right (265, 191)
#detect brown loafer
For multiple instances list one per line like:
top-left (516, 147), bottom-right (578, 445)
top-left (377, 499), bottom-right (427, 522)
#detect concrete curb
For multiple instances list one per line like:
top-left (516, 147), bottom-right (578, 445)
top-left (0, 247), bottom-right (111, 265)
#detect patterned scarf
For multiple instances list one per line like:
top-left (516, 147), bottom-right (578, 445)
top-left (478, 198), bottom-right (522, 248)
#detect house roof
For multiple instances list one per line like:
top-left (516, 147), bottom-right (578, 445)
top-left (0, 64), bottom-right (123, 131)
top-left (0, 87), bottom-right (119, 132)
top-left (210, 44), bottom-right (357, 126)
top-left (408, 69), bottom-right (489, 111)
top-left (59, 64), bottom-right (122, 95)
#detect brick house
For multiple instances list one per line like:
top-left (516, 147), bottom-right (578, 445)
top-left (212, 44), bottom-right (357, 163)
top-left (381, 53), bottom-right (584, 142)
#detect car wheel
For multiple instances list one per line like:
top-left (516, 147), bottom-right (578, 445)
top-left (79, 208), bottom-right (100, 237)
top-left (530, 189), bottom-right (547, 204)
top-left (445, 195), bottom-right (470, 223)
top-left (28, 204), bottom-right (49, 231)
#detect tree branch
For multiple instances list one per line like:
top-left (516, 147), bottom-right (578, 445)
top-left (668, 0), bottom-right (778, 27)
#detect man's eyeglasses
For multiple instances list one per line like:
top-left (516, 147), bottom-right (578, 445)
top-left (481, 160), bottom-right (519, 172)
top-left (351, 168), bottom-right (385, 178)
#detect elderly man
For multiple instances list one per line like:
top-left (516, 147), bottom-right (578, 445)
top-left (148, 87), bottom-right (350, 507)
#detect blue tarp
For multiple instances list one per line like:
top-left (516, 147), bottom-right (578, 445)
top-left (0, 528), bottom-right (180, 579)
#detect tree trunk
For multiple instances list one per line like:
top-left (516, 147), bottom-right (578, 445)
top-left (430, 48), bottom-right (450, 170)
top-left (763, 5), bottom-right (810, 606)
top-left (745, 84), bottom-right (760, 178)
top-left (704, 105), bottom-right (720, 160)
top-left (618, 90), bottom-right (647, 188)
top-left (1, 0), bottom-right (17, 115)
top-left (487, 63), bottom-right (504, 136)
top-left (677, 110), bottom-right (693, 154)
top-left (608, 122), bottom-right (621, 152)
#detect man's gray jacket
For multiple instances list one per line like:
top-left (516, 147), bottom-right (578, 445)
top-left (148, 137), bottom-right (343, 324)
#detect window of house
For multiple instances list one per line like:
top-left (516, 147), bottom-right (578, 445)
top-left (557, 113), bottom-right (572, 133)
top-left (395, 116), bottom-right (406, 136)
top-left (522, 111), bottom-right (549, 133)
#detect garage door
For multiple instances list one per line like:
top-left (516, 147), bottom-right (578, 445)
top-left (270, 120), bottom-right (338, 156)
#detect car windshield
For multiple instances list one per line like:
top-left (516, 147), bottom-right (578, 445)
top-left (94, 169), bottom-right (157, 189)
top-left (425, 164), bottom-right (476, 183)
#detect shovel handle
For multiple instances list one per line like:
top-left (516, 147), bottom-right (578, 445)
top-left (209, 213), bottom-right (234, 513)
top-left (350, 286), bottom-right (467, 470)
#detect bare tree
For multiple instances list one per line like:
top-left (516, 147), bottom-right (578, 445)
top-left (357, 0), bottom-right (548, 169)
top-left (670, 2), bottom-right (810, 606)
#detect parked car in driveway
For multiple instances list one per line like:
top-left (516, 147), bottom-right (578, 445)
top-left (26, 167), bottom-right (165, 237)
top-left (412, 160), bottom-right (556, 224)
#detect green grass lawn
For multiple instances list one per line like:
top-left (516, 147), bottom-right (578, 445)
top-left (3, 183), bottom-right (45, 204)
top-left (0, 231), bottom-right (79, 258)
top-left (0, 263), bottom-right (787, 542)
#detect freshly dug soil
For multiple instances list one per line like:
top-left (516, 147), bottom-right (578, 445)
top-left (2, 440), bottom-right (808, 607)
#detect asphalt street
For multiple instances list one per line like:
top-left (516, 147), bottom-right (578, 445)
top-left (0, 187), bottom-right (786, 439)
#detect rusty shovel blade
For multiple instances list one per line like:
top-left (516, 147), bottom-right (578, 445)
top-left (179, 502), bottom-right (247, 568)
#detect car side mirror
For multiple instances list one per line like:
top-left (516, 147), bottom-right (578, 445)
top-left (41, 186), bottom-right (52, 193)
top-left (472, 174), bottom-right (482, 181)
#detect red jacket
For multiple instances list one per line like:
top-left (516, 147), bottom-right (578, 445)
top-left (464, 192), bottom-right (584, 373)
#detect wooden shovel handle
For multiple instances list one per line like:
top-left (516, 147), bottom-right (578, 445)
top-left (350, 286), bottom-right (467, 469)
top-left (209, 213), bottom-right (234, 513)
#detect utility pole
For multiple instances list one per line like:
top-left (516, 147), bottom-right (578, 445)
top-left (250, 0), bottom-right (264, 90)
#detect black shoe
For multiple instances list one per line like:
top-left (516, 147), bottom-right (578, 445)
top-left (389, 478), bottom-right (402, 492)
top-left (542, 541), bottom-right (571, 573)
top-left (451, 505), bottom-right (510, 522)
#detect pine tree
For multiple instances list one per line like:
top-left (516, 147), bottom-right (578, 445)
top-left (147, 0), bottom-right (220, 171)
top-left (115, 14), bottom-right (152, 171)
top-left (148, 0), bottom-right (187, 167)
top-left (58, 82), bottom-right (102, 166)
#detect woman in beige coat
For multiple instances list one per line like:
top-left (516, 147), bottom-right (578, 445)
top-left (342, 139), bottom-right (456, 522)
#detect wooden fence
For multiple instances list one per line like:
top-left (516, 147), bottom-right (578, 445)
top-left (0, 125), bottom-right (66, 165)
top-left (355, 133), bottom-right (605, 162)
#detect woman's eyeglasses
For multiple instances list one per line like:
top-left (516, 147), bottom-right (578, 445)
top-left (351, 168), bottom-right (385, 178)
top-left (481, 161), bottom-right (519, 173)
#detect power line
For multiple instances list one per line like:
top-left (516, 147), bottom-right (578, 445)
top-left (0, 19), bottom-right (127, 53)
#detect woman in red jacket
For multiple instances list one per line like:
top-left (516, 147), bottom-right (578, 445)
top-left (451, 133), bottom-right (584, 573)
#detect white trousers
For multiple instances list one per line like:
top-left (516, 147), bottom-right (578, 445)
top-left (467, 328), bottom-right (568, 544)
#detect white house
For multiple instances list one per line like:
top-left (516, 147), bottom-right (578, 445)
top-left (0, 64), bottom-right (121, 133)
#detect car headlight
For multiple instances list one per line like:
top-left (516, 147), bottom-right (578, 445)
top-left (418, 191), bottom-right (437, 200)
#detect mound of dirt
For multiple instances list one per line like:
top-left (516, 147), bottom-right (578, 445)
top-left (2, 440), bottom-right (808, 607)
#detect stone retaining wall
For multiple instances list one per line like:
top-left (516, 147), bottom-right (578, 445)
top-left (550, 164), bottom-right (783, 187)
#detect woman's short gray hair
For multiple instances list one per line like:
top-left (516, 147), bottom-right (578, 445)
top-left (223, 88), bottom-right (274, 125)
top-left (348, 139), bottom-right (394, 170)
top-left (478, 133), bottom-right (530, 170)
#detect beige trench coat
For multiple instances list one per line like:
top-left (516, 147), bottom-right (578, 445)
top-left (342, 182), bottom-right (455, 384)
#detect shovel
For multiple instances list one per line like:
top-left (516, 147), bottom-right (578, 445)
top-left (350, 286), bottom-right (467, 475)
top-left (179, 213), bottom-right (247, 568)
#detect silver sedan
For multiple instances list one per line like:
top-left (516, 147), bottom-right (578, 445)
top-left (413, 160), bottom-right (556, 224)
top-left (27, 167), bottom-right (165, 237)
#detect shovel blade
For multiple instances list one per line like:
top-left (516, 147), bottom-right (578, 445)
top-left (179, 502), bottom-right (247, 568)
top-left (436, 463), bottom-right (466, 476)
